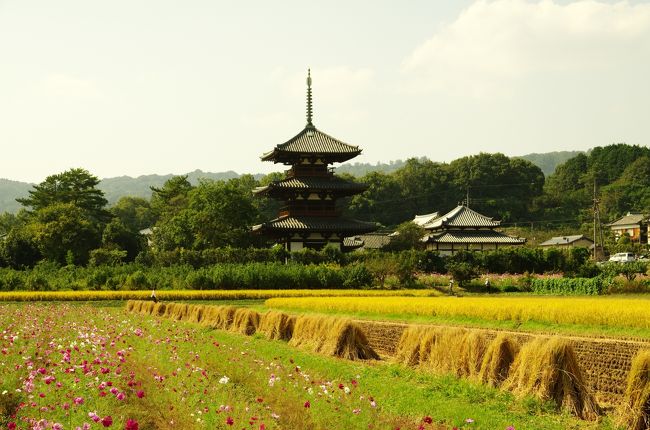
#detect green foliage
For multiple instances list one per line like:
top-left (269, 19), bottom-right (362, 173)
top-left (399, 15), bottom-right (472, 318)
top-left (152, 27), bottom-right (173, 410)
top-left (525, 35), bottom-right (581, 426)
top-left (530, 277), bottom-right (608, 295)
top-left (386, 222), bottom-right (425, 251)
top-left (89, 248), bottom-right (128, 267)
top-left (17, 168), bottom-right (110, 223)
top-left (601, 261), bottom-right (648, 282)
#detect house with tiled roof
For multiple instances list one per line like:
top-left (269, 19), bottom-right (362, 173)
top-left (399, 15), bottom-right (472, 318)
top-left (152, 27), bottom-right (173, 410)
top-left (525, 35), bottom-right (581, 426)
top-left (252, 70), bottom-right (376, 251)
top-left (539, 235), bottom-right (594, 249)
top-left (606, 212), bottom-right (648, 244)
top-left (415, 205), bottom-right (525, 255)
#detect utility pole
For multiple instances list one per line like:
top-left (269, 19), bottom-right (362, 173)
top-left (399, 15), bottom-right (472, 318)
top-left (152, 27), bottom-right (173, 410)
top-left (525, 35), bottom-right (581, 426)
top-left (592, 179), bottom-right (604, 260)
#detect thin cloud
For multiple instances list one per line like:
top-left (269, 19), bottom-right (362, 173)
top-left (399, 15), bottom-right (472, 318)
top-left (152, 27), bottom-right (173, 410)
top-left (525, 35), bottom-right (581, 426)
top-left (402, 0), bottom-right (650, 99)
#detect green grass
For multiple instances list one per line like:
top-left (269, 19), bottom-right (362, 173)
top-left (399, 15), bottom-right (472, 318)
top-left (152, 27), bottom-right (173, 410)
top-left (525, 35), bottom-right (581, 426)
top-left (194, 319), bottom-right (620, 429)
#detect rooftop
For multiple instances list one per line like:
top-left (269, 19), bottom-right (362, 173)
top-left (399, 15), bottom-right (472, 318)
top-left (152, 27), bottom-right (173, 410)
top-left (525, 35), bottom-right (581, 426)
top-left (252, 215), bottom-right (377, 234)
top-left (254, 176), bottom-right (367, 196)
top-left (422, 229), bottom-right (525, 244)
top-left (607, 212), bottom-right (647, 227)
top-left (260, 70), bottom-right (361, 164)
top-left (422, 205), bottom-right (501, 229)
top-left (539, 235), bottom-right (593, 246)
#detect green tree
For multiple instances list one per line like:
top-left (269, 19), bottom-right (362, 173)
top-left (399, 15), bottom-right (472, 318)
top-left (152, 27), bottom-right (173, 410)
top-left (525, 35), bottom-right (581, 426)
top-left (17, 168), bottom-right (110, 223)
top-left (150, 175), bottom-right (193, 221)
top-left (30, 202), bottom-right (102, 265)
top-left (0, 225), bottom-right (41, 268)
top-left (188, 178), bottom-right (259, 249)
top-left (387, 222), bottom-right (425, 251)
top-left (110, 197), bottom-right (155, 232)
top-left (347, 171), bottom-right (403, 227)
top-left (101, 218), bottom-right (145, 261)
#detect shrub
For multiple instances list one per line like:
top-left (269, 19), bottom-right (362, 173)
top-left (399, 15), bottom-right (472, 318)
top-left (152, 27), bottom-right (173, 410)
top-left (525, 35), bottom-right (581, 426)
top-left (89, 248), bottom-right (127, 267)
top-left (530, 277), bottom-right (607, 295)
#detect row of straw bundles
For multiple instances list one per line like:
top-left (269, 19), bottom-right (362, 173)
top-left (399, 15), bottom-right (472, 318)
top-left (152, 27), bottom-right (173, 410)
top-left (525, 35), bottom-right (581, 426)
top-left (621, 350), bottom-right (650, 430)
top-left (126, 300), bottom-right (259, 335)
top-left (394, 326), bottom-right (599, 420)
top-left (126, 300), bottom-right (378, 360)
top-left (288, 315), bottom-right (379, 360)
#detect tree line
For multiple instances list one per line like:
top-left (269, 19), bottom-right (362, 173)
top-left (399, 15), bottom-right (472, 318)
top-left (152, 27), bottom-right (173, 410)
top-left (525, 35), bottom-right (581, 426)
top-left (0, 144), bottom-right (647, 269)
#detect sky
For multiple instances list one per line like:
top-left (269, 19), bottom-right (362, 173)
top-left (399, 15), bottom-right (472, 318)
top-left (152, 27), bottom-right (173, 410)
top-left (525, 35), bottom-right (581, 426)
top-left (1, 0), bottom-right (649, 183)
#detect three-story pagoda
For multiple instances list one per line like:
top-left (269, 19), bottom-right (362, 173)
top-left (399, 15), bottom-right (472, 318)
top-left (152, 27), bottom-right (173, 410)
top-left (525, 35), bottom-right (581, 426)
top-left (252, 70), bottom-right (376, 251)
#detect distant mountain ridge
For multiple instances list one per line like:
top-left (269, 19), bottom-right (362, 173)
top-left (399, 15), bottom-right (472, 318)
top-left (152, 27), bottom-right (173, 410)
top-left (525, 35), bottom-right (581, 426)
top-left (0, 151), bottom-right (582, 214)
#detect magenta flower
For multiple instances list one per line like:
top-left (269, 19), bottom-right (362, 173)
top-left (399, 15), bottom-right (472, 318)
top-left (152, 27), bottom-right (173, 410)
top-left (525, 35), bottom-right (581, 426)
top-left (226, 417), bottom-right (234, 426)
top-left (125, 419), bottom-right (139, 430)
top-left (74, 396), bottom-right (84, 405)
top-left (102, 415), bottom-right (113, 427)
top-left (304, 400), bottom-right (310, 408)
top-left (136, 390), bottom-right (145, 398)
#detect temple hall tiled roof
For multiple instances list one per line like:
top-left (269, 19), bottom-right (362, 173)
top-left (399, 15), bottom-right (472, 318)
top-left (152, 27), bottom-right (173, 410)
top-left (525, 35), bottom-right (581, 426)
top-left (412, 212), bottom-right (439, 226)
top-left (253, 177), bottom-right (367, 196)
top-left (252, 216), bottom-right (377, 234)
top-left (261, 126), bottom-right (361, 164)
top-left (422, 229), bottom-right (525, 244)
top-left (423, 205), bottom-right (500, 229)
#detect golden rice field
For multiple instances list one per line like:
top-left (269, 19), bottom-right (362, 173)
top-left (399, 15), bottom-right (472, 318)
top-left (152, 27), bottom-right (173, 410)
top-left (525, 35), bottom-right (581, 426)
top-left (265, 296), bottom-right (650, 331)
top-left (0, 288), bottom-right (439, 302)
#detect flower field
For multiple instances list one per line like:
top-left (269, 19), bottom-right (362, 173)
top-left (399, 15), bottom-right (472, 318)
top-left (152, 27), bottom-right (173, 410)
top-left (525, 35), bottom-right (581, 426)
top-left (264, 296), bottom-right (650, 332)
top-left (0, 303), bottom-right (612, 429)
top-left (0, 289), bottom-right (439, 302)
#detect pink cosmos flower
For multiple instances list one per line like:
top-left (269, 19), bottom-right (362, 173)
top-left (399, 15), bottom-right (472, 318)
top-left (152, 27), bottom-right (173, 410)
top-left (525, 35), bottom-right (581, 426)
top-left (116, 392), bottom-right (125, 401)
top-left (53, 424), bottom-right (63, 430)
top-left (8, 423), bottom-right (16, 430)
top-left (136, 390), bottom-right (145, 398)
top-left (352, 408), bottom-right (361, 415)
top-left (226, 417), bottom-right (234, 426)
top-left (506, 427), bottom-right (516, 430)
top-left (74, 397), bottom-right (84, 405)
top-left (423, 416), bottom-right (433, 424)
top-left (102, 415), bottom-right (113, 427)
top-left (304, 401), bottom-right (310, 408)
top-left (125, 419), bottom-right (139, 430)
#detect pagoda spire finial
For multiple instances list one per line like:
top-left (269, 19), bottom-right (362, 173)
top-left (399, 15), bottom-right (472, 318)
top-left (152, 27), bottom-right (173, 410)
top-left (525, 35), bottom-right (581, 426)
top-left (306, 68), bottom-right (314, 127)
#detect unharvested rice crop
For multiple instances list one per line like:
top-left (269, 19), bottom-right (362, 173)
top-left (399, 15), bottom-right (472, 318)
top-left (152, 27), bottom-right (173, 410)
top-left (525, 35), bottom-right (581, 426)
top-left (620, 349), bottom-right (650, 430)
top-left (0, 289), bottom-right (437, 302)
top-left (503, 337), bottom-right (600, 420)
top-left (265, 296), bottom-right (650, 330)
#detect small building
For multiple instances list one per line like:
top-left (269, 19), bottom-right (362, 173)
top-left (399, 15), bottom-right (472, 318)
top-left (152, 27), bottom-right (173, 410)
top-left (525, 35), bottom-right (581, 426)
top-left (539, 235), bottom-right (594, 249)
top-left (252, 70), bottom-right (376, 251)
top-left (606, 212), bottom-right (648, 244)
top-left (417, 205), bottom-right (525, 255)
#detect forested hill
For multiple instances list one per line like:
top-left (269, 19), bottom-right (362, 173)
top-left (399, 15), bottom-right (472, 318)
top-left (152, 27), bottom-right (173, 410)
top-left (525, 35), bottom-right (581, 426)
top-left (515, 151), bottom-right (583, 176)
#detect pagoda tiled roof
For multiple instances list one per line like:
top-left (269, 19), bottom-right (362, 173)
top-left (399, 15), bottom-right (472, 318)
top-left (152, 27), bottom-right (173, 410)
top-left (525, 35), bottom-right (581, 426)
top-left (422, 229), bottom-right (525, 244)
top-left (253, 177), bottom-right (367, 196)
top-left (252, 216), bottom-right (376, 234)
top-left (422, 205), bottom-right (500, 229)
top-left (261, 126), bottom-right (361, 163)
